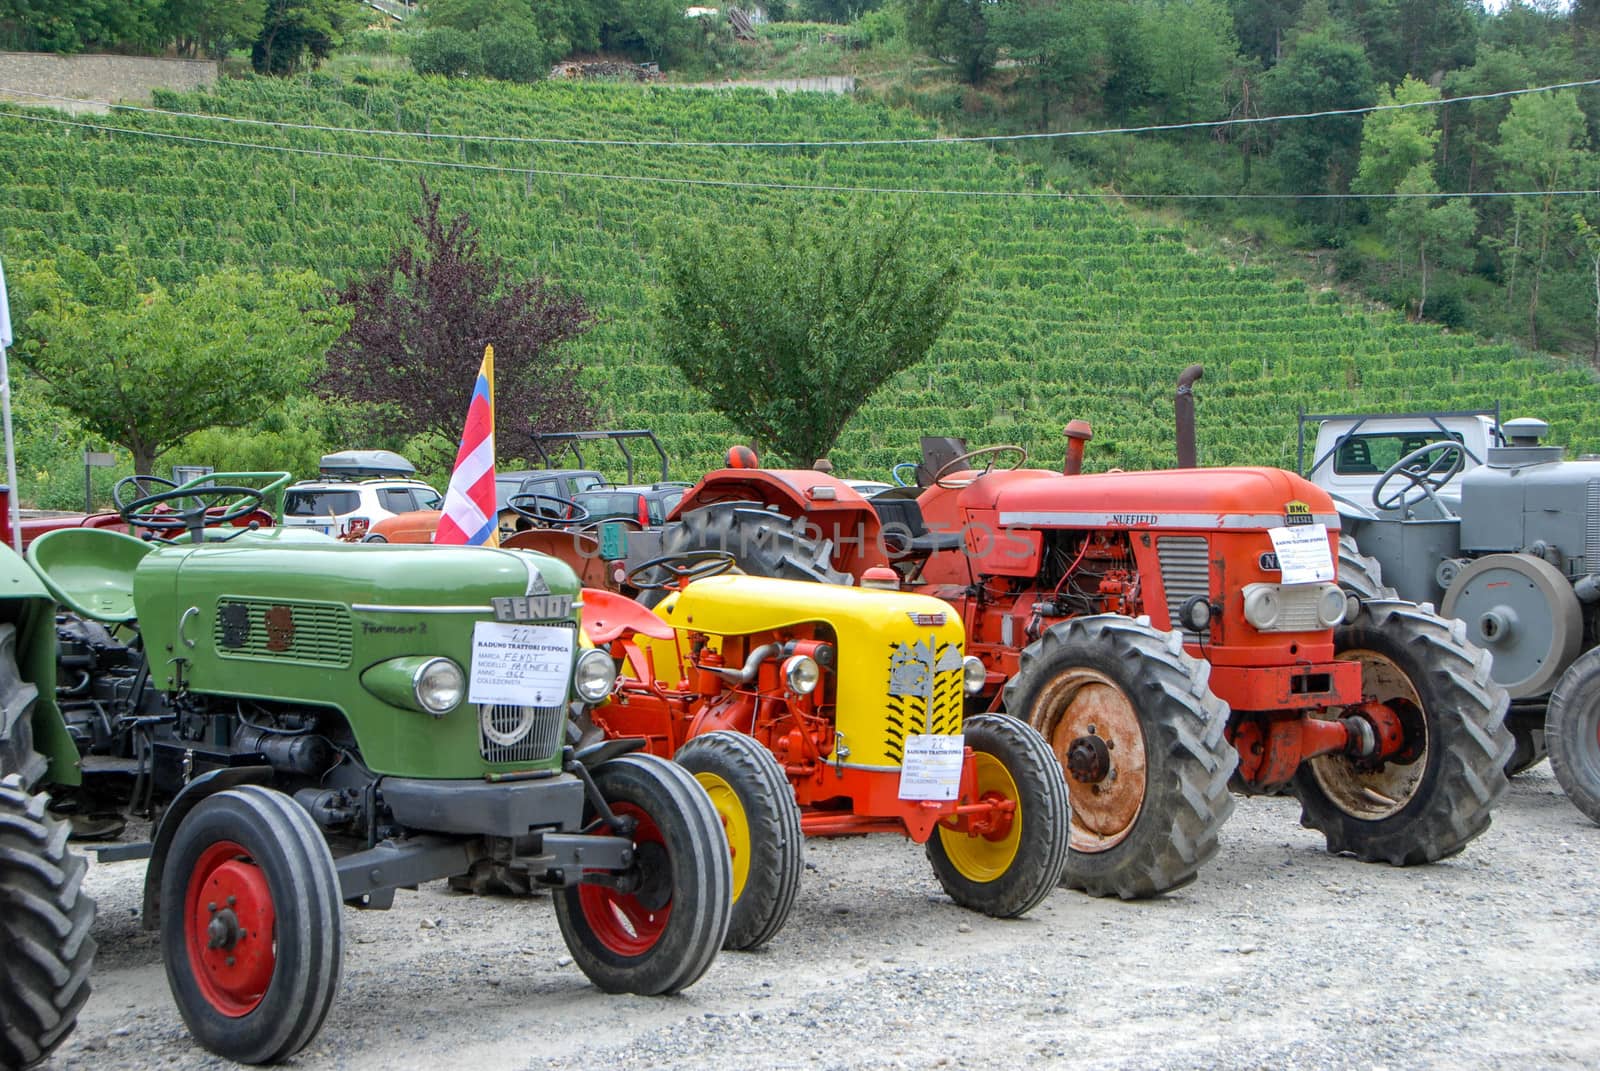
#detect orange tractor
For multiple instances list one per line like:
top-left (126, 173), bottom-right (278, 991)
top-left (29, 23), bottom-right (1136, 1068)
top-left (573, 552), bottom-right (1071, 948)
top-left (655, 372), bottom-right (1512, 899)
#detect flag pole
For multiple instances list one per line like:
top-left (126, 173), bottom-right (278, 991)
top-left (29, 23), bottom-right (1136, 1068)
top-left (0, 257), bottom-right (19, 555)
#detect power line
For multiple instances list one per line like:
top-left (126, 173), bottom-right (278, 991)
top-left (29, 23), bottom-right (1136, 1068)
top-left (5, 107), bottom-right (1596, 202)
top-left (1, 76), bottom-right (1596, 150)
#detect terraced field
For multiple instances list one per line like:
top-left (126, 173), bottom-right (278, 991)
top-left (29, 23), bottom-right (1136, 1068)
top-left (3, 73), bottom-right (1596, 481)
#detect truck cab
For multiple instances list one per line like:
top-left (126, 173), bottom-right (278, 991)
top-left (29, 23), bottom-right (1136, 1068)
top-left (1299, 408), bottom-right (1502, 516)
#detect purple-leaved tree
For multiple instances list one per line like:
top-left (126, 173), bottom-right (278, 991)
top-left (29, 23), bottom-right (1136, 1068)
top-left (318, 181), bottom-right (596, 469)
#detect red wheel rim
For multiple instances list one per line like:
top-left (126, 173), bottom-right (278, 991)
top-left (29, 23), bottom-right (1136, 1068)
top-left (577, 803), bottom-right (672, 957)
top-left (185, 840), bottom-right (276, 1017)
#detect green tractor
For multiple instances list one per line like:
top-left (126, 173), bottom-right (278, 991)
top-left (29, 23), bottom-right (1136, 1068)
top-left (0, 473), bottom-right (733, 1067)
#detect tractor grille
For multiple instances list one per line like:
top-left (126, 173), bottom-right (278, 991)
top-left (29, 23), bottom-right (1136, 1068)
top-left (478, 620), bottom-right (574, 765)
top-left (213, 599), bottom-right (352, 667)
top-left (883, 637), bottom-right (964, 763)
top-left (1257, 585), bottom-right (1326, 633)
top-left (1586, 480), bottom-right (1600, 572)
top-left (1157, 536), bottom-right (1212, 641)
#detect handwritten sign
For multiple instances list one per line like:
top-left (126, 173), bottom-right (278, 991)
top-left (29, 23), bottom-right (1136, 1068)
top-left (469, 622), bottom-right (574, 707)
top-left (1266, 523), bottom-right (1335, 584)
top-left (898, 734), bottom-right (965, 801)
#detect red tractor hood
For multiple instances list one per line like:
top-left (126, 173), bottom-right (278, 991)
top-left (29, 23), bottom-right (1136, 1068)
top-left (973, 466), bottom-right (1341, 531)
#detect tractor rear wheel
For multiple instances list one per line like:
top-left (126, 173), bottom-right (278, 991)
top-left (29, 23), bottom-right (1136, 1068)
top-left (554, 754), bottom-right (731, 994)
top-left (161, 786), bottom-right (343, 1064)
top-left (648, 503), bottom-right (849, 604)
top-left (1337, 534), bottom-right (1396, 602)
top-left (926, 714), bottom-right (1071, 918)
top-left (1292, 601), bottom-right (1512, 864)
top-left (0, 775), bottom-right (96, 1071)
top-left (1003, 615), bottom-right (1236, 900)
top-left (674, 731), bottom-right (803, 950)
top-left (1546, 648), bottom-right (1600, 826)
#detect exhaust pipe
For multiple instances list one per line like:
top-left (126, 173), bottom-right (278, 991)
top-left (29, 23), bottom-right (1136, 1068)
top-left (1062, 420), bottom-right (1093, 475)
top-left (1175, 365), bottom-right (1204, 469)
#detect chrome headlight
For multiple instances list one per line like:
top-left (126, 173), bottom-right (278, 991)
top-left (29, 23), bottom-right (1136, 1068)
top-left (413, 658), bottom-right (466, 716)
top-left (573, 647), bottom-right (618, 703)
top-left (962, 655), bottom-right (987, 695)
top-left (1242, 585), bottom-right (1282, 630)
top-left (783, 654), bottom-right (820, 695)
top-left (1316, 585), bottom-right (1348, 628)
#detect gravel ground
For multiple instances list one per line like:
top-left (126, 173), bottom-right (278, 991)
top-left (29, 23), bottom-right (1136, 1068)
top-left (47, 765), bottom-right (1599, 1071)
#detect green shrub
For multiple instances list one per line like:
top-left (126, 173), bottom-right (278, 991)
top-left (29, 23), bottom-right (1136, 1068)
top-left (410, 27), bottom-right (482, 76)
top-left (480, 24), bottom-right (552, 82)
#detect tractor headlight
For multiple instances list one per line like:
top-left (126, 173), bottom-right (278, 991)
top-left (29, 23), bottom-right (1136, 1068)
top-left (413, 658), bottom-right (466, 716)
top-left (573, 647), bottom-right (618, 703)
top-left (1242, 585), bottom-right (1282, 630)
top-left (1179, 595), bottom-right (1214, 632)
top-left (783, 654), bottom-right (820, 695)
top-left (1316, 585), bottom-right (1348, 628)
top-left (962, 655), bottom-right (987, 695)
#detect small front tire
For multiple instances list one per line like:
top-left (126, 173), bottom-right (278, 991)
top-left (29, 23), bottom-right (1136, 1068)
top-left (1547, 648), bottom-right (1600, 826)
top-left (160, 786), bottom-right (343, 1065)
top-left (554, 754), bottom-right (732, 994)
top-left (926, 714), bottom-right (1071, 919)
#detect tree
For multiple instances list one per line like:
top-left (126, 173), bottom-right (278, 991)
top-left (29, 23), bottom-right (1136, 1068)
top-left (1384, 164), bottom-right (1476, 320)
top-left (1229, 0), bottom-right (1305, 67)
top-left (158, 0), bottom-right (266, 57)
top-left (655, 211), bottom-right (964, 466)
top-left (905, 0), bottom-right (998, 84)
top-left (13, 250), bottom-right (341, 475)
top-left (1353, 76), bottom-right (1441, 195)
top-left (1139, 0), bottom-right (1242, 123)
top-left (251, 0), bottom-right (356, 75)
top-left (992, 0), bottom-right (1110, 124)
top-left (318, 182), bottom-right (596, 469)
top-left (0, 0), bottom-right (159, 52)
top-left (1264, 23), bottom-right (1376, 227)
top-left (1335, 0), bottom-right (1477, 85)
top-left (1495, 90), bottom-right (1590, 346)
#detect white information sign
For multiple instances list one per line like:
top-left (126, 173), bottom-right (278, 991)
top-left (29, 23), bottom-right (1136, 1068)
top-left (898, 733), bottom-right (965, 801)
top-left (468, 622), bottom-right (575, 707)
top-left (1267, 522), bottom-right (1336, 584)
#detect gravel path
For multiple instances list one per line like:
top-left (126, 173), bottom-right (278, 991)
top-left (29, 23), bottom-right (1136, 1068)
top-left (47, 766), bottom-right (1599, 1071)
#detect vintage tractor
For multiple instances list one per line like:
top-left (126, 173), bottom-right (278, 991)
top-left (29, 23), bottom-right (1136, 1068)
top-left (1303, 411), bottom-right (1600, 824)
top-left (654, 395), bottom-right (1511, 900)
top-left (575, 552), bottom-right (1071, 947)
top-left (0, 472), bottom-right (733, 1067)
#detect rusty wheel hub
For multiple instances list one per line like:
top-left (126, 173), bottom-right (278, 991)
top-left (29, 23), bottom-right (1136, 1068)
top-left (1066, 733), bottom-right (1112, 783)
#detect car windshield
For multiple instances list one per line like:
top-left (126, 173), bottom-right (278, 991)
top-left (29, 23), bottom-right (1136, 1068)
top-left (283, 490), bottom-right (360, 516)
top-left (575, 491), bottom-right (640, 521)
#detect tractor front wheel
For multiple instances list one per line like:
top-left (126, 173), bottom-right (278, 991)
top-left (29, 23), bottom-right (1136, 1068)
top-left (1546, 648), bottom-right (1600, 826)
top-left (674, 731), bottom-right (803, 951)
top-left (926, 714), bottom-right (1071, 918)
top-left (1003, 615), bottom-right (1236, 900)
top-left (160, 786), bottom-right (343, 1064)
top-left (1293, 601), bottom-right (1511, 863)
top-left (0, 775), bottom-right (96, 1071)
top-left (554, 754), bottom-right (732, 994)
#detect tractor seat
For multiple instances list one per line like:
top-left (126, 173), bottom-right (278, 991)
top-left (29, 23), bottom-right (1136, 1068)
top-left (26, 528), bottom-right (154, 624)
top-left (1336, 437), bottom-right (1378, 474)
top-left (869, 495), bottom-right (963, 555)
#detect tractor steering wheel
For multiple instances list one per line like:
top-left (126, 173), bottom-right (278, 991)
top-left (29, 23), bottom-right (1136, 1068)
top-left (625, 550), bottom-right (737, 591)
top-left (891, 461), bottom-right (919, 487)
top-left (112, 474), bottom-right (178, 513)
top-left (933, 445), bottom-right (1028, 489)
top-left (508, 493), bottom-right (592, 529)
top-left (1372, 440), bottom-right (1466, 516)
top-left (120, 485), bottom-right (267, 543)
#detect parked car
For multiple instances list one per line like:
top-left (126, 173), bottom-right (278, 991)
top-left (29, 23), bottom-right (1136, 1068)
top-left (573, 483), bottom-right (689, 529)
top-left (280, 451), bottom-right (442, 538)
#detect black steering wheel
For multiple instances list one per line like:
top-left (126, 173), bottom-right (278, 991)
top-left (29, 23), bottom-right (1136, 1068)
top-left (1372, 441), bottom-right (1466, 515)
top-left (933, 445), bottom-right (1028, 489)
top-left (120, 485), bottom-right (266, 542)
top-left (508, 493), bottom-right (592, 529)
top-left (625, 550), bottom-right (737, 591)
top-left (111, 474), bottom-right (177, 514)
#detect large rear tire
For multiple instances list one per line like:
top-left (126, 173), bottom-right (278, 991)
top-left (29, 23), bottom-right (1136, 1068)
top-left (0, 775), bottom-right (96, 1071)
top-left (674, 731), bottom-right (803, 951)
top-left (925, 714), bottom-right (1071, 918)
top-left (554, 754), bottom-right (732, 994)
top-left (649, 504), bottom-right (849, 604)
top-left (1337, 534), bottom-right (1397, 602)
top-left (1546, 648), bottom-right (1600, 826)
top-left (160, 786), bottom-right (343, 1064)
top-left (1002, 615), bottom-right (1236, 900)
top-left (1292, 600), bottom-right (1512, 864)
top-left (0, 623), bottom-right (46, 790)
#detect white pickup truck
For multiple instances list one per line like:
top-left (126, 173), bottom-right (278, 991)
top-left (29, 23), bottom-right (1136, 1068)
top-left (1298, 408), bottom-right (1503, 514)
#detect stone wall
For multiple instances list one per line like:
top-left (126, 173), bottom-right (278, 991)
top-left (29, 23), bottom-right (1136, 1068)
top-left (0, 52), bottom-right (217, 114)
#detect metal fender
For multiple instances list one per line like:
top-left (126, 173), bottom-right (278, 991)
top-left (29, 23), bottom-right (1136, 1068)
top-left (0, 545), bottom-right (79, 786)
top-left (141, 765), bottom-right (274, 929)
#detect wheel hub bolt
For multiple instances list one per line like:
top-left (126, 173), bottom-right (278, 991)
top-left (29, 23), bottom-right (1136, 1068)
top-left (1066, 734), bottom-right (1113, 783)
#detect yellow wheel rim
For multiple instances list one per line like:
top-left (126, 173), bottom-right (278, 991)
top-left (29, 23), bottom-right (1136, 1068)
top-left (694, 772), bottom-right (752, 901)
top-left (936, 753), bottom-right (1023, 883)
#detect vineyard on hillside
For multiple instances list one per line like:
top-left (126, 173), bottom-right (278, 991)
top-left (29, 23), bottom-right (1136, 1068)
top-left (3, 73), bottom-right (1597, 490)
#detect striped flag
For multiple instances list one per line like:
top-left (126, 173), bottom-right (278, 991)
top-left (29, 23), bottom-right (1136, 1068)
top-left (433, 345), bottom-right (500, 547)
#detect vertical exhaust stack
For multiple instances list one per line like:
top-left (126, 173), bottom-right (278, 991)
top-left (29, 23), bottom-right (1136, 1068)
top-left (1062, 420), bottom-right (1093, 475)
top-left (1175, 364), bottom-right (1204, 469)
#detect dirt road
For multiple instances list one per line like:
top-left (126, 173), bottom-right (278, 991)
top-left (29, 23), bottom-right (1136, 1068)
top-left (47, 766), bottom-right (1599, 1070)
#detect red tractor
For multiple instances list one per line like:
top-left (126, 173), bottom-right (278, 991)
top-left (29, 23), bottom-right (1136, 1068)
top-left (655, 376), bottom-right (1512, 899)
